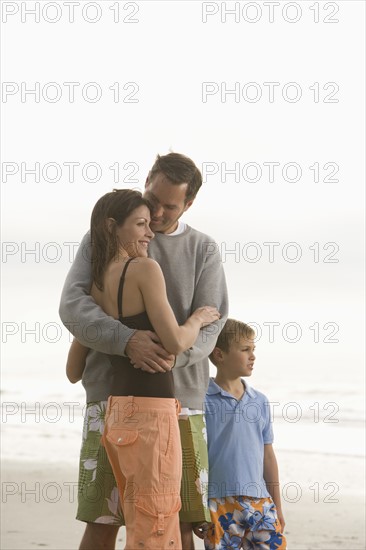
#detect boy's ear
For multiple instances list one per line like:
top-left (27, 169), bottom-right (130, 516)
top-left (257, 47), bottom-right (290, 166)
top-left (212, 347), bottom-right (224, 363)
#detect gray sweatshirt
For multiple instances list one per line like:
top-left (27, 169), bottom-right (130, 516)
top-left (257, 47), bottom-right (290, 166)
top-left (59, 225), bottom-right (229, 409)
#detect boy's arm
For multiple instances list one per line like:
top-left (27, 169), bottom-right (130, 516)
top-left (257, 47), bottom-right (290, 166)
top-left (263, 444), bottom-right (285, 532)
top-left (66, 339), bottom-right (89, 383)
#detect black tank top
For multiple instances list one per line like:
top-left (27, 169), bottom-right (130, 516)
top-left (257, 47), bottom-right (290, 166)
top-left (108, 258), bottom-right (175, 398)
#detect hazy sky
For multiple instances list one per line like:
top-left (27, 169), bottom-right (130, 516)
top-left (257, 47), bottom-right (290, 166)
top-left (1, 1), bottom-right (365, 423)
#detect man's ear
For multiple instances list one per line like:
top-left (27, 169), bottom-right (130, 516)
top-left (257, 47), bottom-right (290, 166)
top-left (183, 199), bottom-right (194, 213)
top-left (144, 173), bottom-right (150, 188)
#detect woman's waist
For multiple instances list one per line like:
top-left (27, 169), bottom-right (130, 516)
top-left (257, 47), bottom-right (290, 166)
top-left (107, 395), bottom-right (180, 414)
top-left (108, 355), bottom-right (175, 398)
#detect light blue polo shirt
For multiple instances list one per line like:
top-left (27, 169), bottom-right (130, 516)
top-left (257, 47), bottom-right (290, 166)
top-left (204, 377), bottom-right (274, 499)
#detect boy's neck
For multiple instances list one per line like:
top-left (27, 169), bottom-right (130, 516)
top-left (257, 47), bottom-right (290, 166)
top-left (214, 375), bottom-right (245, 400)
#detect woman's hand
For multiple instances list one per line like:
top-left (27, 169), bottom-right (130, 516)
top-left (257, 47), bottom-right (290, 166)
top-left (192, 306), bottom-right (220, 327)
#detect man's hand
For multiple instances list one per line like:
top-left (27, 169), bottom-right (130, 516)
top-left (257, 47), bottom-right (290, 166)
top-left (125, 330), bottom-right (175, 373)
top-left (193, 522), bottom-right (211, 540)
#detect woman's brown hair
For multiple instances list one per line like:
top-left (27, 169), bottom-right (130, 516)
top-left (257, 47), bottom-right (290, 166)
top-left (90, 189), bottom-right (152, 290)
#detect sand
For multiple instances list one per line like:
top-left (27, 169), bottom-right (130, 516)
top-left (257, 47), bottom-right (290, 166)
top-left (1, 451), bottom-right (365, 550)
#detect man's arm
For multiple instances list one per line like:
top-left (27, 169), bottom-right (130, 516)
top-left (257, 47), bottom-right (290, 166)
top-left (59, 233), bottom-right (180, 371)
top-left (59, 232), bottom-right (135, 356)
top-left (174, 243), bottom-right (228, 369)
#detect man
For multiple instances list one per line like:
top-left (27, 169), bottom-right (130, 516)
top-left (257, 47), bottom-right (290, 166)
top-left (59, 152), bottom-right (228, 550)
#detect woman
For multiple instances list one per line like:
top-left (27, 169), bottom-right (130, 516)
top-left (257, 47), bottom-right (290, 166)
top-left (66, 189), bottom-right (220, 550)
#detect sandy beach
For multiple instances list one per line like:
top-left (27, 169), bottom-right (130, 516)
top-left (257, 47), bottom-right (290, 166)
top-left (1, 450), bottom-right (364, 550)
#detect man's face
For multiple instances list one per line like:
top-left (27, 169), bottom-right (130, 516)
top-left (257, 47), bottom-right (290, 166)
top-left (144, 173), bottom-right (193, 234)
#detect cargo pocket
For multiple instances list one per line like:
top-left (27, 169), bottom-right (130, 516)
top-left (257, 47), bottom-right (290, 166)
top-left (104, 429), bottom-right (139, 484)
top-left (105, 429), bottom-right (139, 447)
top-left (130, 494), bottom-right (181, 549)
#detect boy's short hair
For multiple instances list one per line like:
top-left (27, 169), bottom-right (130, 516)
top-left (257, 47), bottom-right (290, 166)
top-left (209, 319), bottom-right (255, 365)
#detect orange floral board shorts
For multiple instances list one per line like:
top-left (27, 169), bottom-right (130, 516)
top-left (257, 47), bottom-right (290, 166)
top-left (204, 496), bottom-right (286, 550)
top-left (102, 396), bottom-right (182, 550)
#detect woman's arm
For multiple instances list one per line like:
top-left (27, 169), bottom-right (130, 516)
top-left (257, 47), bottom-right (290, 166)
top-left (66, 339), bottom-right (90, 383)
top-left (137, 259), bottom-right (220, 355)
top-left (263, 444), bottom-right (285, 531)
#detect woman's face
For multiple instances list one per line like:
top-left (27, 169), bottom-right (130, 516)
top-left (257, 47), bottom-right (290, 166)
top-left (115, 205), bottom-right (154, 258)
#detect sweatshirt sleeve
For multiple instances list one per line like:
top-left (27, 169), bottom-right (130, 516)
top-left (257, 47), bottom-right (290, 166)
top-left (58, 232), bottom-right (135, 355)
top-left (174, 238), bottom-right (229, 369)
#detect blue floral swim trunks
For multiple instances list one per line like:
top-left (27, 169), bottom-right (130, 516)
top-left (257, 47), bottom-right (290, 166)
top-left (204, 495), bottom-right (286, 550)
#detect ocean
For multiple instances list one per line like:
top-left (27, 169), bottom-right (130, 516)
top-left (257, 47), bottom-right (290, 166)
top-left (2, 240), bottom-right (365, 465)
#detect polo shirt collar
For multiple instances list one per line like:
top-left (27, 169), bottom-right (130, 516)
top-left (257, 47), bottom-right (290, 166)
top-left (207, 377), bottom-right (256, 399)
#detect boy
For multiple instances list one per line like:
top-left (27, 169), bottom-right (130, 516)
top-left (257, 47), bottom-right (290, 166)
top-left (203, 319), bottom-right (286, 550)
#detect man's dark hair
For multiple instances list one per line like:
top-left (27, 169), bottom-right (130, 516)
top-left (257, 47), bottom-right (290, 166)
top-left (147, 152), bottom-right (202, 203)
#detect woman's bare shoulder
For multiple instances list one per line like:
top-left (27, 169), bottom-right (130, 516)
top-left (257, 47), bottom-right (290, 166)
top-left (106, 256), bottom-right (159, 273)
top-left (129, 257), bottom-right (162, 276)
top-left (127, 257), bottom-right (161, 278)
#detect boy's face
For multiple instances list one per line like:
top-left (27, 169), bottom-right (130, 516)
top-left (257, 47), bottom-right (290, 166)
top-left (222, 336), bottom-right (256, 377)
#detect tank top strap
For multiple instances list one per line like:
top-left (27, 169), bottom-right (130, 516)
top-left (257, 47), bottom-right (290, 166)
top-left (117, 257), bottom-right (134, 320)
